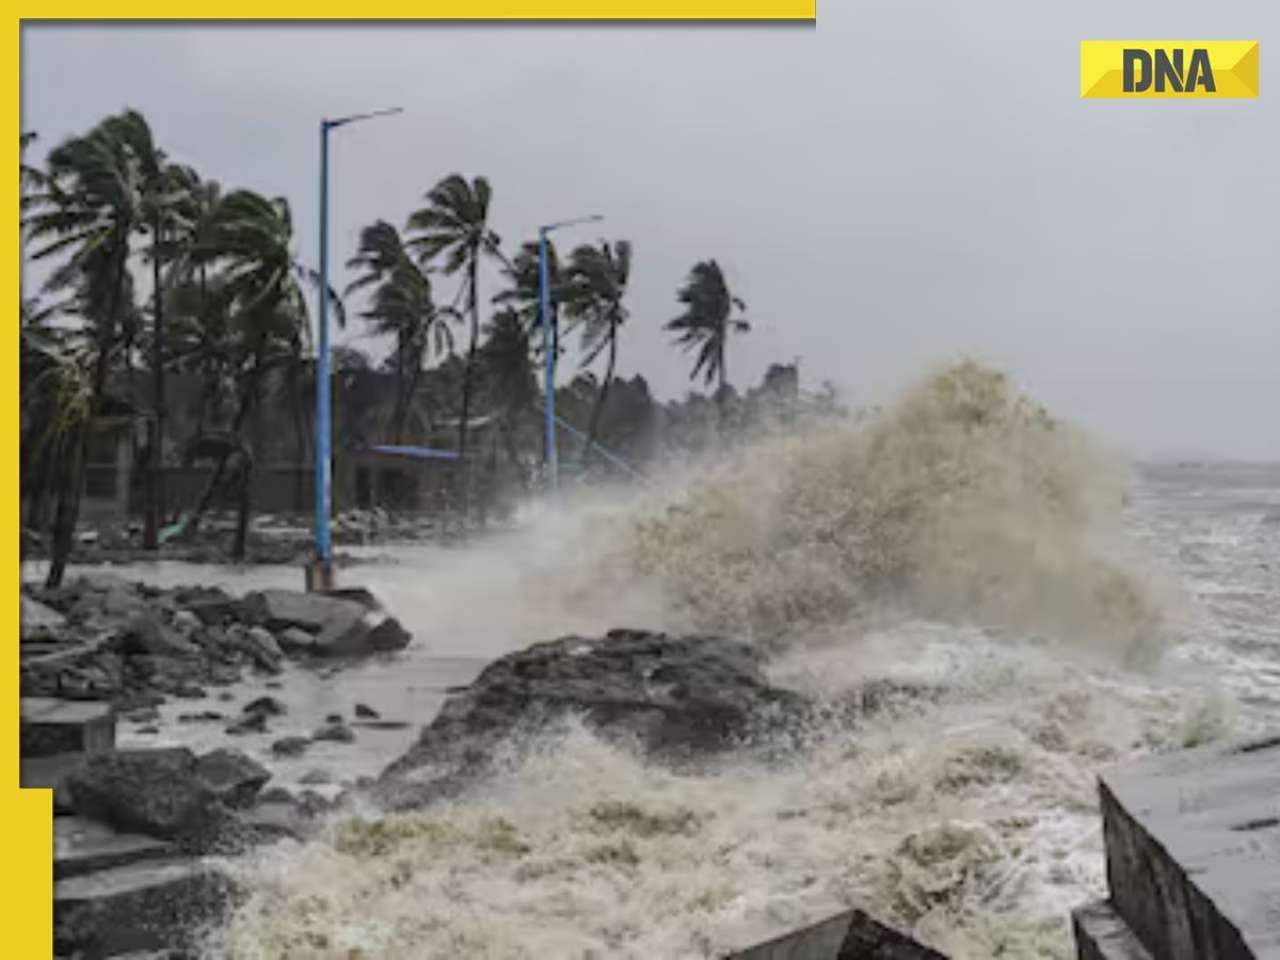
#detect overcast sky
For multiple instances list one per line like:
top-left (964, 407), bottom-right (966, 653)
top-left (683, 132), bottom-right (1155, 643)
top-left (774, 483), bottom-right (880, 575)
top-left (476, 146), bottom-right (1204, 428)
top-left (21, 2), bottom-right (1280, 460)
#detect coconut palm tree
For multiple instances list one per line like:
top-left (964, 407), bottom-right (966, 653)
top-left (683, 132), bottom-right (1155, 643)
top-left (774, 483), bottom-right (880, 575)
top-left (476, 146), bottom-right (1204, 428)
top-left (665, 259), bottom-right (750, 411)
top-left (346, 220), bottom-right (452, 443)
top-left (563, 239), bottom-right (632, 466)
top-left (23, 111), bottom-right (186, 565)
top-left (478, 307), bottom-right (538, 480)
top-left (406, 174), bottom-right (502, 514)
top-left (21, 332), bottom-right (95, 587)
top-left (25, 111), bottom-right (145, 404)
top-left (493, 239), bottom-right (570, 347)
top-left (188, 189), bottom-right (340, 558)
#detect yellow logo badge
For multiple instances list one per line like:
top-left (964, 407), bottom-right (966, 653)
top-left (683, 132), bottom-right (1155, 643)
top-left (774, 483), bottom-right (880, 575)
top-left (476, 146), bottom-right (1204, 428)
top-left (1080, 41), bottom-right (1258, 98)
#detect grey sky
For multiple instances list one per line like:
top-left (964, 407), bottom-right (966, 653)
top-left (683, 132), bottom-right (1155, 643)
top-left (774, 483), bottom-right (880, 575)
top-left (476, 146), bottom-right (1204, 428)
top-left (21, 2), bottom-right (1280, 460)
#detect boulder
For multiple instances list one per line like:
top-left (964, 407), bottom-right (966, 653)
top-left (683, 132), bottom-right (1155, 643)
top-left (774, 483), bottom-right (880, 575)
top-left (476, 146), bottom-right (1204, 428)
top-left (379, 630), bottom-right (811, 796)
top-left (195, 749), bottom-right (271, 809)
top-left (243, 695), bottom-right (286, 717)
top-left (112, 616), bottom-right (199, 660)
top-left (225, 712), bottom-right (267, 736)
top-left (354, 703), bottom-right (380, 719)
top-left (276, 626), bottom-right (317, 656)
top-left (177, 711), bottom-right (224, 724)
top-left (242, 588), bottom-right (411, 656)
top-left (21, 593), bottom-right (66, 642)
top-left (313, 721), bottom-right (355, 744)
top-left (225, 625), bottom-right (282, 674)
top-left (66, 748), bottom-right (232, 847)
top-left (176, 586), bottom-right (243, 626)
top-left (271, 736), bottom-right (311, 758)
top-left (241, 589), bottom-right (365, 634)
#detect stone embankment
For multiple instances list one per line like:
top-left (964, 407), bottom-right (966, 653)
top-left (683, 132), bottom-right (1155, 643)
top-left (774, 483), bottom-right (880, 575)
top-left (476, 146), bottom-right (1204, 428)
top-left (21, 575), bottom-right (411, 957)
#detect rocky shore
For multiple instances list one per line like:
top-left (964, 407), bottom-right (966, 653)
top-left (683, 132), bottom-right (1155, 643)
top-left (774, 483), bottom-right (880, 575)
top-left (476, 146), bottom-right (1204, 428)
top-left (20, 573), bottom-right (414, 956)
top-left (25, 578), bottom-right (938, 957)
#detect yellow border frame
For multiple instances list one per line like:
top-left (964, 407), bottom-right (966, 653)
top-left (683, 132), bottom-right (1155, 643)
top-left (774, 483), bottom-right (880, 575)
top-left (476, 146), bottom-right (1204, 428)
top-left (10, 6), bottom-right (815, 954)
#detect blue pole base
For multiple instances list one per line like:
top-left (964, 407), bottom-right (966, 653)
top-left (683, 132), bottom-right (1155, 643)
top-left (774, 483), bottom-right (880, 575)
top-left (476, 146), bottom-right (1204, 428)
top-left (305, 558), bottom-right (336, 593)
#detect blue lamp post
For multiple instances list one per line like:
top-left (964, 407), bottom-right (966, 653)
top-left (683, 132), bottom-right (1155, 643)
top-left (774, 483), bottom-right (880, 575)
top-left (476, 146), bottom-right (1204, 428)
top-left (538, 214), bottom-right (602, 491)
top-left (311, 106), bottom-right (402, 591)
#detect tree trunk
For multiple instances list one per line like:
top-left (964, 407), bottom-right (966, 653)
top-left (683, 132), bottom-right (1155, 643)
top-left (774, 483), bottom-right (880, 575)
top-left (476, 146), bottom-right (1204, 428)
top-left (190, 361), bottom-right (259, 538)
top-left (45, 423), bottom-right (87, 589)
top-left (26, 442), bottom-right (52, 531)
top-left (716, 338), bottom-right (728, 428)
top-left (456, 259), bottom-right (479, 523)
top-left (50, 241), bottom-right (129, 586)
top-left (231, 448), bottom-right (253, 561)
top-left (392, 332), bottom-right (406, 444)
top-left (396, 356), bottom-right (423, 445)
top-left (144, 217), bottom-right (166, 548)
top-left (293, 373), bottom-right (307, 513)
top-left (582, 325), bottom-right (617, 467)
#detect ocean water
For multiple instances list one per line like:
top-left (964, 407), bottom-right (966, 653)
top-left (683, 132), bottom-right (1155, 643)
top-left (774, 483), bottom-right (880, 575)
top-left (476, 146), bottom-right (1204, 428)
top-left (42, 364), bottom-right (1280, 959)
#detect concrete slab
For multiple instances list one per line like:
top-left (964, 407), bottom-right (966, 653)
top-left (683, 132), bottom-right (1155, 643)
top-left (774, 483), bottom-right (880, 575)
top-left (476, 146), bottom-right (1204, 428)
top-left (1073, 900), bottom-right (1155, 960)
top-left (54, 858), bottom-right (235, 957)
top-left (725, 908), bottom-right (945, 959)
top-left (21, 697), bottom-right (116, 756)
top-left (54, 816), bottom-right (172, 880)
top-left (1100, 734), bottom-right (1280, 960)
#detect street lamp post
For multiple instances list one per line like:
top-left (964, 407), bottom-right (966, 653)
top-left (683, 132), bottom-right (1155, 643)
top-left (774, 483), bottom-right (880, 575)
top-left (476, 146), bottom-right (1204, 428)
top-left (538, 214), bottom-right (602, 492)
top-left (309, 106), bottom-right (402, 592)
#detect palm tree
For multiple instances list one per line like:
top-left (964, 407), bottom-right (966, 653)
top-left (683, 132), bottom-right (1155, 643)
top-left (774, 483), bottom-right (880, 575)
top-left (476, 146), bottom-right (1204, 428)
top-left (478, 307), bottom-right (538, 483)
top-left (24, 114), bottom-right (156, 584)
top-left (25, 111), bottom-right (145, 405)
top-left (494, 239), bottom-right (570, 347)
top-left (125, 125), bottom-right (196, 548)
top-left (21, 331), bottom-right (95, 587)
top-left (406, 174), bottom-right (502, 516)
top-left (563, 240), bottom-right (632, 466)
top-left (665, 259), bottom-right (750, 412)
top-left (189, 189), bottom-right (340, 558)
top-left (346, 220), bottom-right (451, 443)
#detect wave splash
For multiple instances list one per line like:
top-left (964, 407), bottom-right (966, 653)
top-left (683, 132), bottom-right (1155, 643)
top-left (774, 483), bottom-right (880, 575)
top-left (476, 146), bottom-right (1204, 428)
top-left (202, 361), bottom-right (1199, 959)
top-left (621, 360), bottom-right (1166, 663)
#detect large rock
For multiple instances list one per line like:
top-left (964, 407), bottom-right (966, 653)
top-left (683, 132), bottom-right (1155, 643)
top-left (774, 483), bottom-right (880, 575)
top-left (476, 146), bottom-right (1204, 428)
top-left (242, 589), bottom-right (366, 634)
top-left (66, 748), bottom-right (233, 847)
top-left (112, 615), bottom-right (199, 660)
top-left (243, 588), bottom-right (412, 656)
top-left (174, 585), bottom-right (243, 626)
top-left (21, 593), bottom-right (66, 642)
top-left (378, 630), bottom-right (810, 798)
top-left (194, 749), bottom-right (271, 809)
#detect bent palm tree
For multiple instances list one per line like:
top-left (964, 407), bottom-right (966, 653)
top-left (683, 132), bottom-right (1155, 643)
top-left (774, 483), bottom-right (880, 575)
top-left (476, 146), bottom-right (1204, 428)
top-left (406, 174), bottom-right (502, 516)
top-left (664, 259), bottom-right (749, 412)
top-left (24, 112), bottom-right (152, 584)
top-left (346, 220), bottom-right (451, 443)
top-left (190, 190), bottom-right (341, 558)
top-left (564, 239), bottom-right (632, 466)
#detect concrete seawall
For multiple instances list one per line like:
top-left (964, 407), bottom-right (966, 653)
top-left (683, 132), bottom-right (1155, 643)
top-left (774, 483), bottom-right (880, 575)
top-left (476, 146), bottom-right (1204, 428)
top-left (1073, 735), bottom-right (1280, 960)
